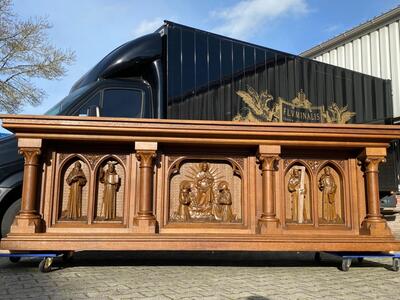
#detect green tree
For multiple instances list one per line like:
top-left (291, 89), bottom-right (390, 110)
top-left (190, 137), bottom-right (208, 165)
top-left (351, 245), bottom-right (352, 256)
top-left (0, 0), bottom-right (74, 113)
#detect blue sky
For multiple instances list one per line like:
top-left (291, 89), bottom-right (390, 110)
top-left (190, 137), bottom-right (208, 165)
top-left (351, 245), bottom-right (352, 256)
top-left (5, 0), bottom-right (400, 118)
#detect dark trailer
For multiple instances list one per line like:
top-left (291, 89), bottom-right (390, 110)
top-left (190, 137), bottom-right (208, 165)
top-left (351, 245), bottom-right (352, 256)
top-left (0, 21), bottom-right (398, 240)
top-left (163, 21), bottom-right (393, 123)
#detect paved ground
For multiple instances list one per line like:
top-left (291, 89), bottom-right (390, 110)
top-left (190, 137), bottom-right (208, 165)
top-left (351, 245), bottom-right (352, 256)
top-left (0, 215), bottom-right (399, 300)
top-left (1, 250), bottom-right (400, 299)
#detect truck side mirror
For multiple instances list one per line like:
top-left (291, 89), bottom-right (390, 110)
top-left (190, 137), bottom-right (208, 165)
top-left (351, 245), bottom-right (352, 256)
top-left (87, 105), bottom-right (100, 117)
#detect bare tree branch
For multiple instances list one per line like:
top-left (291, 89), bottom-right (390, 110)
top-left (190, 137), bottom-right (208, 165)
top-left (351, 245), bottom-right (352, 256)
top-left (0, 0), bottom-right (75, 113)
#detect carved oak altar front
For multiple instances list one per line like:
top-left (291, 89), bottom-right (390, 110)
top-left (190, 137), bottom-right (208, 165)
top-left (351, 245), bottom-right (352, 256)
top-left (1, 115), bottom-right (400, 252)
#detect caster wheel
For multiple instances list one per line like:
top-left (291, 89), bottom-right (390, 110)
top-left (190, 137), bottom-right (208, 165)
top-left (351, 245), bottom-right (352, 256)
top-left (392, 258), bottom-right (399, 272)
top-left (314, 252), bottom-right (321, 263)
top-left (9, 256), bottom-right (21, 263)
top-left (340, 258), bottom-right (351, 271)
top-left (62, 251), bottom-right (74, 263)
top-left (39, 257), bottom-right (53, 273)
top-left (357, 257), bottom-right (364, 263)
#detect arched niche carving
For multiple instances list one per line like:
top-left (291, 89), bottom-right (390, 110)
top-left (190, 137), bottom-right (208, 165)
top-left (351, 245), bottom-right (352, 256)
top-left (285, 162), bottom-right (313, 224)
top-left (58, 155), bottom-right (90, 221)
top-left (317, 163), bottom-right (345, 224)
top-left (93, 156), bottom-right (125, 222)
top-left (168, 158), bottom-right (242, 223)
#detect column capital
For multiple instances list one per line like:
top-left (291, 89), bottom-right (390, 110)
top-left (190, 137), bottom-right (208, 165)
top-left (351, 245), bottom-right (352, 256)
top-left (257, 154), bottom-right (280, 171)
top-left (363, 156), bottom-right (386, 173)
top-left (257, 144), bottom-right (281, 171)
top-left (18, 148), bottom-right (41, 165)
top-left (135, 151), bottom-right (157, 168)
top-left (358, 147), bottom-right (386, 173)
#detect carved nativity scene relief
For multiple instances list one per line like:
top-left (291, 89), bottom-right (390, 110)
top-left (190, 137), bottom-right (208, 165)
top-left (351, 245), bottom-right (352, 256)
top-left (95, 161), bottom-right (124, 221)
top-left (285, 165), bottom-right (312, 224)
top-left (170, 161), bottom-right (241, 223)
top-left (318, 166), bottom-right (344, 224)
top-left (60, 160), bottom-right (88, 221)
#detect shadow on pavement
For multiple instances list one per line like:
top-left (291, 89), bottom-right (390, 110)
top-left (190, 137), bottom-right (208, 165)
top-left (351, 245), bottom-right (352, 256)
top-left (0, 251), bottom-right (392, 271)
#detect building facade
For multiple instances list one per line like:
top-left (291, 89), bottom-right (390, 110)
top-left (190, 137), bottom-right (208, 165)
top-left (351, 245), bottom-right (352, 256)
top-left (301, 6), bottom-right (400, 120)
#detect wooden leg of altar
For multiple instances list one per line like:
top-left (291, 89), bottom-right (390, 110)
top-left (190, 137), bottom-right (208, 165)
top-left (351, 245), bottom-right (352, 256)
top-left (133, 142), bottom-right (158, 233)
top-left (359, 148), bottom-right (393, 237)
top-left (257, 145), bottom-right (281, 234)
top-left (10, 139), bottom-right (44, 234)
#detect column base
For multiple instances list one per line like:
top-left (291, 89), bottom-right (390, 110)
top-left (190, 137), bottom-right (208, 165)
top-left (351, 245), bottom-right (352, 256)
top-left (9, 215), bottom-right (43, 234)
top-left (360, 218), bottom-right (393, 237)
top-left (133, 216), bottom-right (157, 233)
top-left (257, 218), bottom-right (281, 234)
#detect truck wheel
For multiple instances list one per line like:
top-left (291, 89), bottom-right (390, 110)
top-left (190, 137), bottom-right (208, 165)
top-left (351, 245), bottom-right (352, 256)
top-left (1, 198), bottom-right (21, 238)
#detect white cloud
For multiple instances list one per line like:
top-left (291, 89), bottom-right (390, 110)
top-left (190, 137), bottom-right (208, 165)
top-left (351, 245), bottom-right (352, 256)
top-left (212, 0), bottom-right (309, 39)
top-left (132, 17), bottom-right (164, 37)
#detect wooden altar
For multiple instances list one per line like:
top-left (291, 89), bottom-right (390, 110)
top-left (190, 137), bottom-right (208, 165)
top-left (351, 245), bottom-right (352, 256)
top-left (1, 115), bottom-right (400, 252)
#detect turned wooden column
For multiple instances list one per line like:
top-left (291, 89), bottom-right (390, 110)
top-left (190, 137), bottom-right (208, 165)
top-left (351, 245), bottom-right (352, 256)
top-left (257, 145), bottom-right (281, 234)
top-left (10, 138), bottom-right (44, 234)
top-left (133, 142), bottom-right (157, 233)
top-left (358, 147), bottom-right (393, 237)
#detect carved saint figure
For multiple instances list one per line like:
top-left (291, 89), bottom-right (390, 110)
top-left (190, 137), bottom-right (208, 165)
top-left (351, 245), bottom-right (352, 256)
top-left (287, 167), bottom-right (307, 223)
top-left (216, 181), bottom-right (234, 222)
top-left (173, 180), bottom-right (192, 221)
top-left (100, 162), bottom-right (121, 220)
top-left (190, 162), bottom-right (214, 218)
top-left (65, 161), bottom-right (87, 219)
top-left (195, 162), bottom-right (215, 206)
top-left (319, 167), bottom-right (337, 222)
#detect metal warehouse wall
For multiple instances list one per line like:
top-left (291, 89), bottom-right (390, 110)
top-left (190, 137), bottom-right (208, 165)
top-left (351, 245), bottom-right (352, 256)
top-left (302, 7), bottom-right (400, 119)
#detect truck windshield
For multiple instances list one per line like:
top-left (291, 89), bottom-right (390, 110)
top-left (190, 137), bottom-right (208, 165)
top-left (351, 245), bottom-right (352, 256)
top-left (45, 83), bottom-right (96, 115)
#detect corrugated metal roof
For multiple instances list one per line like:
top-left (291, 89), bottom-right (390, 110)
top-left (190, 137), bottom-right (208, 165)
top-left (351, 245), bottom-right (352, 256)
top-left (300, 6), bottom-right (400, 57)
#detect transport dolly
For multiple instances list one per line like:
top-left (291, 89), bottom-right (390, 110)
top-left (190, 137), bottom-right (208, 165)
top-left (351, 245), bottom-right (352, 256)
top-left (314, 252), bottom-right (400, 272)
top-left (0, 251), bottom-right (74, 272)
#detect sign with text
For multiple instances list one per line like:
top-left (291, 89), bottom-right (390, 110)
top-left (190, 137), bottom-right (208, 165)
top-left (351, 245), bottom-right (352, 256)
top-left (280, 101), bottom-right (323, 123)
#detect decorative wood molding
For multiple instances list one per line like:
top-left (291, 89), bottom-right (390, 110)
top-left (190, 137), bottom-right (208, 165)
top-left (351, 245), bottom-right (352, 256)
top-left (284, 159), bottom-right (295, 169)
top-left (304, 160), bottom-right (320, 172)
top-left (86, 154), bottom-right (103, 169)
top-left (58, 152), bottom-right (71, 164)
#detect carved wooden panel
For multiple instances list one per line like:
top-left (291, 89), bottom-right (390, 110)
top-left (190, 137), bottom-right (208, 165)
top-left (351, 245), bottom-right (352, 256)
top-left (317, 165), bottom-right (344, 224)
top-left (283, 158), bottom-right (348, 228)
top-left (168, 160), bottom-right (242, 223)
top-left (54, 149), bottom-right (129, 226)
top-left (94, 159), bottom-right (125, 222)
top-left (59, 158), bottom-right (89, 221)
top-left (285, 163), bottom-right (313, 224)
